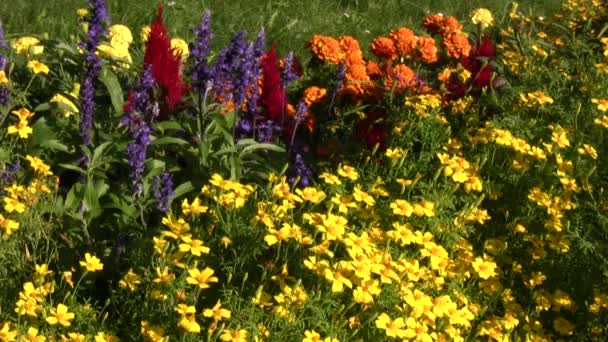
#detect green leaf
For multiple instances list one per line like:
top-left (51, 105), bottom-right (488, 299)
top-left (40, 139), bottom-right (70, 152)
top-left (83, 179), bottom-right (100, 213)
top-left (154, 120), bottom-right (183, 133)
top-left (241, 143), bottom-right (285, 155)
top-left (90, 141), bottom-right (113, 169)
top-left (58, 163), bottom-right (86, 175)
top-left (34, 103), bottom-right (51, 112)
top-left (99, 66), bottom-right (124, 115)
top-left (172, 181), bottom-right (195, 201)
top-left (28, 117), bottom-right (56, 149)
top-left (152, 136), bottom-right (190, 146)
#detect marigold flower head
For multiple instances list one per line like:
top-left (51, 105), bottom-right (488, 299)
top-left (389, 27), bottom-right (417, 57)
top-left (443, 33), bottom-right (471, 59)
top-left (384, 64), bottom-right (416, 93)
top-left (471, 8), bottom-right (495, 30)
top-left (416, 36), bottom-right (438, 63)
top-left (370, 36), bottom-right (397, 60)
top-left (13, 36), bottom-right (44, 56)
top-left (80, 252), bottom-right (104, 272)
top-left (308, 35), bottom-right (344, 64)
top-left (45, 304), bottom-right (75, 327)
top-left (339, 35), bottom-right (363, 61)
top-left (303, 86), bottom-right (328, 106)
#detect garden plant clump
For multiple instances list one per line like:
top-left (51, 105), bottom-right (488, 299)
top-left (1, 0), bottom-right (608, 341)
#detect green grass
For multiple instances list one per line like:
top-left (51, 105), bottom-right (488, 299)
top-left (2, 0), bottom-right (561, 56)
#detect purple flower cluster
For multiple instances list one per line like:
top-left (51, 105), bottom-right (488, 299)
top-left (191, 11), bottom-right (213, 91)
top-left (152, 171), bottom-right (173, 212)
top-left (79, 0), bottom-right (110, 146)
top-left (122, 65), bottom-right (157, 197)
top-left (246, 29), bottom-right (266, 115)
top-left (281, 51), bottom-right (299, 89)
top-left (0, 19), bottom-right (10, 107)
top-left (210, 29), bottom-right (265, 110)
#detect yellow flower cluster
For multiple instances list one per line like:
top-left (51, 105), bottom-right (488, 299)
top-left (12, 36), bottom-right (44, 56)
top-left (204, 173), bottom-right (255, 209)
top-left (404, 94), bottom-right (442, 118)
top-left (436, 152), bottom-right (483, 192)
top-left (1, 155), bottom-right (55, 239)
top-left (98, 24), bottom-right (134, 68)
top-left (518, 91), bottom-right (554, 108)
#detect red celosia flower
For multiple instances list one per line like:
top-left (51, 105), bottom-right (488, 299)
top-left (260, 45), bottom-right (286, 122)
top-left (461, 33), bottom-right (496, 88)
top-left (143, 4), bottom-right (189, 110)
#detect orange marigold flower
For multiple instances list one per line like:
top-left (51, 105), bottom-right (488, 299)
top-left (423, 14), bottom-right (463, 36)
top-left (389, 28), bottom-right (417, 57)
top-left (423, 14), bottom-right (445, 35)
top-left (339, 35), bottom-right (363, 60)
top-left (371, 37), bottom-right (397, 60)
top-left (303, 86), bottom-right (328, 106)
top-left (366, 61), bottom-right (384, 79)
top-left (442, 16), bottom-right (463, 35)
top-left (443, 33), bottom-right (471, 59)
top-left (384, 64), bottom-right (416, 93)
top-left (416, 36), bottom-right (438, 63)
top-left (308, 35), bottom-right (344, 64)
top-left (438, 68), bottom-right (451, 83)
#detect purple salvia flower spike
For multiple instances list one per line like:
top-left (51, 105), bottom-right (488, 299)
top-left (79, 0), bottom-right (110, 146)
top-left (191, 11), bottom-right (213, 90)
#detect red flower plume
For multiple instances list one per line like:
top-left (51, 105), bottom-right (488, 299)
top-left (143, 4), bottom-right (189, 110)
top-left (260, 45), bottom-right (286, 122)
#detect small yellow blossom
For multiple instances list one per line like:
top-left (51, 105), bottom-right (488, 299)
top-left (80, 253), bottom-right (104, 272)
top-left (46, 304), bottom-right (75, 327)
top-left (27, 60), bottom-right (50, 75)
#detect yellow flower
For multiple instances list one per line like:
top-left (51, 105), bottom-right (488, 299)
top-left (472, 256), bottom-right (497, 279)
top-left (186, 267), bottom-right (218, 289)
top-left (337, 165), bottom-right (359, 181)
top-left (140, 26), bottom-right (151, 43)
top-left (50, 94), bottom-right (79, 117)
top-left (27, 60), bottom-right (50, 75)
top-left (578, 144), bottom-right (598, 159)
top-left (178, 236), bottom-right (210, 256)
top-left (0, 70), bottom-right (8, 84)
top-left (390, 199), bottom-right (413, 217)
top-left (153, 267), bottom-right (175, 284)
top-left (26, 155), bottom-right (53, 176)
top-left (471, 8), bottom-right (494, 30)
top-left (0, 214), bottom-right (20, 237)
top-left (63, 271), bottom-right (74, 288)
top-left (109, 24), bottom-right (133, 46)
top-left (118, 269), bottom-right (141, 292)
top-left (375, 313), bottom-right (406, 338)
top-left (80, 252), bottom-right (104, 272)
top-left (25, 327), bottom-right (46, 342)
top-left (220, 329), bottom-right (248, 342)
top-left (13, 36), bottom-right (44, 56)
top-left (203, 301), bottom-right (231, 321)
top-left (11, 108), bottom-right (34, 121)
top-left (3, 197), bottom-right (26, 213)
top-left (7, 120), bottom-right (33, 139)
top-left (171, 38), bottom-right (189, 59)
top-left (94, 332), bottom-right (119, 342)
top-left (46, 304), bottom-right (75, 327)
top-left (181, 197), bottom-right (208, 215)
top-left (178, 314), bottom-right (200, 333)
top-left (0, 322), bottom-right (17, 342)
top-left (323, 267), bottom-right (352, 293)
